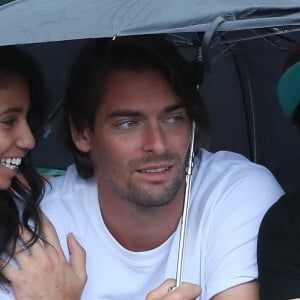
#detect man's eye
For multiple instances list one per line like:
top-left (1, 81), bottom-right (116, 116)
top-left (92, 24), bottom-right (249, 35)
top-left (164, 115), bottom-right (185, 124)
top-left (118, 120), bottom-right (137, 130)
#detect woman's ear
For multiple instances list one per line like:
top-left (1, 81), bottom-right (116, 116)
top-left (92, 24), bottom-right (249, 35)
top-left (71, 126), bottom-right (91, 153)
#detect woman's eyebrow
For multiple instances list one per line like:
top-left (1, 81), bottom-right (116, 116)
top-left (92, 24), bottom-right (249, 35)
top-left (0, 107), bottom-right (23, 116)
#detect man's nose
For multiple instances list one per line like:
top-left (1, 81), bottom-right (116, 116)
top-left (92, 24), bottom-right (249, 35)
top-left (142, 124), bottom-right (167, 154)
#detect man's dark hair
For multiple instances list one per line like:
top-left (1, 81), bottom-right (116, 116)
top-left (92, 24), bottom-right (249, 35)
top-left (63, 34), bottom-right (210, 179)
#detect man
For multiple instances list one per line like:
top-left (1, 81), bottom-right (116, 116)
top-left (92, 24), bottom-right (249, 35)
top-left (258, 47), bottom-right (300, 300)
top-left (2, 34), bottom-right (284, 299)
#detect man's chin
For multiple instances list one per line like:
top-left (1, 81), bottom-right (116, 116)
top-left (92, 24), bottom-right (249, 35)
top-left (127, 186), bottom-right (178, 208)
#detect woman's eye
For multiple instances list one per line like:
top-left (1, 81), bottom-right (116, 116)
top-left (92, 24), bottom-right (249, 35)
top-left (1, 118), bottom-right (16, 127)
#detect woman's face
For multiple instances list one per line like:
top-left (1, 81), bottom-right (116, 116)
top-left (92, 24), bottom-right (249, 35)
top-left (0, 75), bottom-right (35, 190)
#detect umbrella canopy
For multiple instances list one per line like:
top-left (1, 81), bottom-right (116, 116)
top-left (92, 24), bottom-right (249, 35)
top-left (1, 0), bottom-right (300, 45)
top-left (0, 0), bottom-right (300, 192)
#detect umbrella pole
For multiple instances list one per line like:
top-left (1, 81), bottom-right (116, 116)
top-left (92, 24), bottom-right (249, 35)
top-left (173, 120), bottom-right (196, 288)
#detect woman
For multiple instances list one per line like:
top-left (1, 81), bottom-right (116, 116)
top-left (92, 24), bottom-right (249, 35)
top-left (0, 45), bottom-right (47, 278)
top-left (0, 45), bottom-right (86, 300)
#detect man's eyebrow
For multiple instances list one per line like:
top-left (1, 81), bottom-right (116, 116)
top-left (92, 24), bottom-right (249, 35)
top-left (163, 104), bottom-right (185, 114)
top-left (108, 104), bottom-right (185, 118)
top-left (108, 110), bottom-right (142, 118)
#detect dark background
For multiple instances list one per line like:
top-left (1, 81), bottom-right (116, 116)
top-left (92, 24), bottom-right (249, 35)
top-left (19, 32), bottom-right (300, 193)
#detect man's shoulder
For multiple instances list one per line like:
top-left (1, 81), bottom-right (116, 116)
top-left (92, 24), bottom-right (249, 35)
top-left (41, 164), bottom-right (98, 230)
top-left (43, 164), bottom-right (96, 202)
top-left (192, 150), bottom-right (283, 209)
top-left (197, 149), bottom-right (274, 180)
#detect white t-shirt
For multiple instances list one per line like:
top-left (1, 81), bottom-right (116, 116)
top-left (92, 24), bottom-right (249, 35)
top-left (0, 150), bottom-right (284, 300)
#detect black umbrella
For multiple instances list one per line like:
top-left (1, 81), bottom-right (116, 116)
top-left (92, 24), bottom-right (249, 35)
top-left (1, 0), bottom-right (300, 192)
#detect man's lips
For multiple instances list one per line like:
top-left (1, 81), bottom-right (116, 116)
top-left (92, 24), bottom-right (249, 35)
top-left (136, 164), bottom-right (173, 173)
top-left (134, 164), bottom-right (174, 183)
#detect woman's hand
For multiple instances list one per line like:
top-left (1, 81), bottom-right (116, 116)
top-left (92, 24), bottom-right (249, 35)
top-left (2, 213), bottom-right (87, 300)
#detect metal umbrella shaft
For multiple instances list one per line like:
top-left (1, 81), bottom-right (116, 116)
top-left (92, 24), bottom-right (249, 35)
top-left (174, 121), bottom-right (196, 288)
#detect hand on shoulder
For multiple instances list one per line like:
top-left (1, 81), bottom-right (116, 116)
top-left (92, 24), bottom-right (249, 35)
top-left (1, 213), bottom-right (87, 300)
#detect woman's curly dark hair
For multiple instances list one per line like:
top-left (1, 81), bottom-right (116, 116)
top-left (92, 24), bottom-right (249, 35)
top-left (0, 45), bottom-right (48, 283)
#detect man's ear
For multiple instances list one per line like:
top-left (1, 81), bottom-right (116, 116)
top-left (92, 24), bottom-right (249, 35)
top-left (71, 126), bottom-right (91, 153)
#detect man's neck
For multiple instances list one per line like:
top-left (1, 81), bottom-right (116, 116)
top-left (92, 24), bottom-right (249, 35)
top-left (98, 183), bottom-right (185, 252)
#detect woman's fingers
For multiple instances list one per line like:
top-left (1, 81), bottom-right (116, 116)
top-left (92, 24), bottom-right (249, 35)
top-left (40, 212), bottom-right (64, 255)
top-left (67, 232), bottom-right (87, 285)
top-left (1, 215), bottom-right (87, 300)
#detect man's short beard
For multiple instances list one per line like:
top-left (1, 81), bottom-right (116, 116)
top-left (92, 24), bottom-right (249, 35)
top-left (120, 153), bottom-right (187, 207)
top-left (125, 160), bottom-right (185, 207)
top-left (99, 152), bottom-right (187, 208)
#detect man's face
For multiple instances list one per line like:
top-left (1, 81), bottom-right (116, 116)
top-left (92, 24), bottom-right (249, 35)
top-left (76, 69), bottom-right (191, 207)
